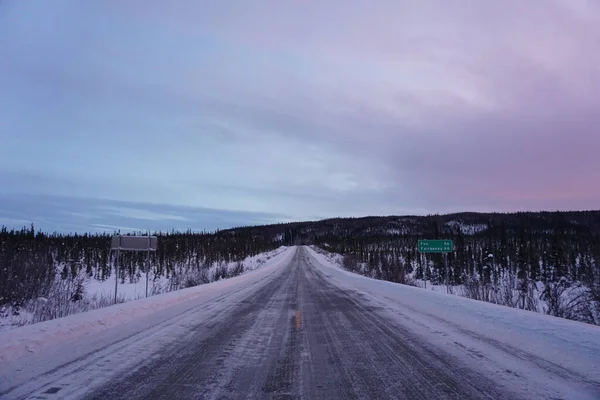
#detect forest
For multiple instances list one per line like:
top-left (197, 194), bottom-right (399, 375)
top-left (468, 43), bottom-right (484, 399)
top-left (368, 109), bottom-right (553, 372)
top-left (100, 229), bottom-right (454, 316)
top-left (312, 211), bottom-right (600, 324)
top-left (2, 210), bottom-right (599, 325)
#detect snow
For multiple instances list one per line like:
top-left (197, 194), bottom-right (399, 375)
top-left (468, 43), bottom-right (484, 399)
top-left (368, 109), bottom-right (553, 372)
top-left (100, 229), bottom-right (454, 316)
top-left (3, 245), bottom-right (599, 399)
top-left (306, 246), bottom-right (600, 400)
top-left (85, 273), bottom-right (165, 302)
top-left (386, 228), bottom-right (407, 235)
top-left (84, 248), bottom-right (288, 302)
top-left (0, 247), bottom-right (291, 331)
top-left (445, 220), bottom-right (488, 234)
top-left (0, 246), bottom-right (295, 368)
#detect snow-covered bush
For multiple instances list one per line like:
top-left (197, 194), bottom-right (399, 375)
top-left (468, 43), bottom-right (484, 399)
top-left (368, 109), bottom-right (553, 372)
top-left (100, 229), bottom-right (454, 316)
top-left (541, 278), bottom-right (595, 324)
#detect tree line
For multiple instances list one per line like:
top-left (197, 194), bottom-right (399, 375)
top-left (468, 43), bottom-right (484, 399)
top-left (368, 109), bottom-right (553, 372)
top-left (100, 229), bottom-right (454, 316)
top-left (313, 212), bottom-right (600, 324)
top-left (2, 210), bottom-right (599, 324)
top-left (0, 225), bottom-right (280, 306)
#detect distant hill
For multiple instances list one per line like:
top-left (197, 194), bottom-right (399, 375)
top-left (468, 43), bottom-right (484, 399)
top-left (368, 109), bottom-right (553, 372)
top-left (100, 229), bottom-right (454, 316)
top-left (218, 210), bottom-right (600, 245)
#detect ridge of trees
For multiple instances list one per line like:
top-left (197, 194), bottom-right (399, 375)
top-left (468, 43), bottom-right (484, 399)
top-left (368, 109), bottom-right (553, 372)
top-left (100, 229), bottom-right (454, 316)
top-left (2, 210), bottom-right (599, 324)
top-left (0, 224), bottom-right (279, 306)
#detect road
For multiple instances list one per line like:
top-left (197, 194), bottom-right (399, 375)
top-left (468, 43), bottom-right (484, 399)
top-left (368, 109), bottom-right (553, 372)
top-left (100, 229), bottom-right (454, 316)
top-left (88, 247), bottom-right (508, 400)
top-left (2, 246), bottom-right (599, 399)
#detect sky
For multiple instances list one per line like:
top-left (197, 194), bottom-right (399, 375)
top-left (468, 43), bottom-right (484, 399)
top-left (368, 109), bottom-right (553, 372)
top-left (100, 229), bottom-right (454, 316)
top-left (1, 0), bottom-right (599, 233)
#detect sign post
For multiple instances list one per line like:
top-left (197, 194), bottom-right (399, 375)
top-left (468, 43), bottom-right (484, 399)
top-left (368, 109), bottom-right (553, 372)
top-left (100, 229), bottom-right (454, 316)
top-left (111, 235), bottom-right (158, 304)
top-left (146, 231), bottom-right (151, 298)
top-left (417, 240), bottom-right (453, 290)
top-left (114, 248), bottom-right (120, 305)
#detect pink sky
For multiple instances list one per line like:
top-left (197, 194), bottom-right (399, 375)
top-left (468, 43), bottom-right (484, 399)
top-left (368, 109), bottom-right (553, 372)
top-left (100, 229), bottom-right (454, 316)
top-left (1, 0), bottom-right (599, 231)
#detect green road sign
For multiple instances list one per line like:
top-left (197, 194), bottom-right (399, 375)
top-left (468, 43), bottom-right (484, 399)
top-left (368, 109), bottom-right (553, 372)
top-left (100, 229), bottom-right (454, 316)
top-left (418, 239), bottom-right (453, 253)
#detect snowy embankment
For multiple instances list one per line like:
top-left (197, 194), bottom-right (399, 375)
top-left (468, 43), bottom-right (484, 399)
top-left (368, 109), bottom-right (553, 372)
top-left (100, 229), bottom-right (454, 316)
top-left (320, 246), bottom-right (598, 324)
top-left (1, 246), bottom-right (291, 330)
top-left (306, 246), bottom-right (600, 398)
top-left (0, 246), bottom-right (295, 367)
top-left (85, 247), bottom-right (289, 302)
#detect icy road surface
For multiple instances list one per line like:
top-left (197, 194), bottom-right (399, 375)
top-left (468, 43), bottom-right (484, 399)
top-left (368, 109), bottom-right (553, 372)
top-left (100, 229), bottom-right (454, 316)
top-left (1, 246), bottom-right (599, 399)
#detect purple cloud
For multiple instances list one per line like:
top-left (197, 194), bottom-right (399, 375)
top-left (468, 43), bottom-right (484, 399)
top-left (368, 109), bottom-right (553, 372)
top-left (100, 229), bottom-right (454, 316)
top-left (1, 0), bottom-right (599, 232)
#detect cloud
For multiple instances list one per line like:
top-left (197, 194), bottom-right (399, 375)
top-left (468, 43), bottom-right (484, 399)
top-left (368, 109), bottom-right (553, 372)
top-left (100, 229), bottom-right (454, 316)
top-left (100, 207), bottom-right (189, 222)
top-left (1, 0), bottom-right (599, 232)
top-left (0, 193), bottom-right (291, 234)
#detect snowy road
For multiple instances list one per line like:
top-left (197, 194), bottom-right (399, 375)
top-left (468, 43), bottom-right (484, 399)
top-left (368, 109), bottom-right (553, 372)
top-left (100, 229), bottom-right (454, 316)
top-left (2, 246), bottom-right (599, 399)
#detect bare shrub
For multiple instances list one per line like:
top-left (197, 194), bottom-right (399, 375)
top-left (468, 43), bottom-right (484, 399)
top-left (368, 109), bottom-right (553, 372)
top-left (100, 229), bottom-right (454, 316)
top-left (462, 273), bottom-right (495, 303)
top-left (562, 289), bottom-right (596, 324)
top-left (33, 274), bottom-right (82, 321)
top-left (232, 261), bottom-right (244, 276)
top-left (151, 278), bottom-right (167, 296)
top-left (169, 270), bottom-right (182, 292)
top-left (214, 263), bottom-right (230, 281)
top-left (496, 273), bottom-right (518, 308)
top-left (541, 278), bottom-right (595, 324)
top-left (404, 276), bottom-right (420, 287)
top-left (343, 253), bottom-right (358, 272)
top-left (182, 268), bottom-right (210, 288)
top-left (542, 278), bottom-right (570, 318)
top-left (0, 304), bottom-right (8, 319)
top-left (517, 278), bottom-right (539, 312)
top-left (584, 263), bottom-right (600, 325)
top-left (462, 273), bottom-right (482, 301)
top-left (24, 275), bottom-right (127, 325)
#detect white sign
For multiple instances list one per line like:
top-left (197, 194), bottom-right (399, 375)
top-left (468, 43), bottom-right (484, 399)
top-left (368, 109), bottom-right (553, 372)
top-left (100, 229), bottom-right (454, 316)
top-left (111, 235), bottom-right (158, 251)
top-left (111, 234), bottom-right (158, 303)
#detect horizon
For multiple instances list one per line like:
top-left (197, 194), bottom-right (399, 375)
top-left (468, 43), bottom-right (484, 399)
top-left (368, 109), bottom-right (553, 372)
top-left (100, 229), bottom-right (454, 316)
top-left (2, 198), bottom-right (599, 236)
top-left (2, 1), bottom-right (599, 233)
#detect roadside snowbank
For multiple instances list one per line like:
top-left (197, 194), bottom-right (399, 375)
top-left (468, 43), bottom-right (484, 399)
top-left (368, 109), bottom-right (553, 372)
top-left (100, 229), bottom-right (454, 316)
top-left (305, 246), bottom-right (600, 388)
top-left (0, 246), bottom-right (295, 366)
top-left (0, 247), bottom-right (290, 331)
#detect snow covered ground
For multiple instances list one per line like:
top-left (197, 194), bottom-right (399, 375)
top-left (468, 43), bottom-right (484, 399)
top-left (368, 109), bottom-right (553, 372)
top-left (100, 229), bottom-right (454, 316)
top-left (306, 246), bottom-right (600, 400)
top-left (2, 246), bottom-right (599, 399)
top-left (445, 220), bottom-right (488, 234)
top-left (315, 246), bottom-right (597, 323)
top-left (0, 246), bottom-right (290, 331)
top-left (83, 246), bottom-right (289, 303)
top-left (0, 246), bottom-right (295, 369)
